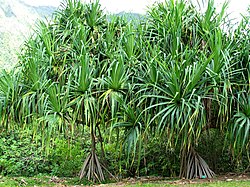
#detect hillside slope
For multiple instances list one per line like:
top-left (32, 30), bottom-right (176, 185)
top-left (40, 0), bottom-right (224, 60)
top-left (0, 0), bottom-right (56, 69)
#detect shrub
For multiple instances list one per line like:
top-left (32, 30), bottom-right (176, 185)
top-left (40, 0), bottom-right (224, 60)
top-left (49, 137), bottom-right (88, 177)
top-left (0, 129), bottom-right (88, 177)
top-left (0, 130), bottom-right (49, 176)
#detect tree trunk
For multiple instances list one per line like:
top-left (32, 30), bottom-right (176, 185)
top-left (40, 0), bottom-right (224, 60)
top-left (79, 123), bottom-right (105, 182)
top-left (179, 146), bottom-right (215, 179)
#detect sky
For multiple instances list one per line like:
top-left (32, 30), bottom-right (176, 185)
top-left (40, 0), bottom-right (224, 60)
top-left (22, 0), bottom-right (249, 18)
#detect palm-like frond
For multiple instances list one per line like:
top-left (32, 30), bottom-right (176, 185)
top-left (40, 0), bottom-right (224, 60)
top-left (230, 91), bottom-right (250, 155)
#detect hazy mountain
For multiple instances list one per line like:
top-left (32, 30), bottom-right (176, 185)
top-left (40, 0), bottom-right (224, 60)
top-left (115, 12), bottom-right (142, 20)
top-left (0, 0), bottom-right (56, 69)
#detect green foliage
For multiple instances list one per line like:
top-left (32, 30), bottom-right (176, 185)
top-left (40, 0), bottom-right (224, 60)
top-left (0, 129), bottom-right (87, 177)
top-left (49, 138), bottom-right (88, 177)
top-left (229, 91), bottom-right (250, 157)
top-left (197, 129), bottom-right (249, 174)
top-left (0, 130), bottom-right (49, 176)
top-left (0, 0), bottom-right (249, 180)
top-left (139, 136), bottom-right (180, 177)
top-left (105, 134), bottom-right (180, 177)
top-left (0, 175), bottom-right (92, 187)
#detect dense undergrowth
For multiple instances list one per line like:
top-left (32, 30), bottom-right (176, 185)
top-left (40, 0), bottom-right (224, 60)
top-left (0, 129), bottom-right (248, 177)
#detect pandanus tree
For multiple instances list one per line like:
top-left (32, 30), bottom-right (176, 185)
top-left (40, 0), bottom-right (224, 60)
top-left (0, 0), bottom-right (249, 182)
top-left (113, 0), bottom-right (250, 179)
top-left (11, 0), bottom-right (131, 182)
top-left (115, 0), bottom-right (217, 178)
top-left (0, 0), bottom-right (116, 182)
